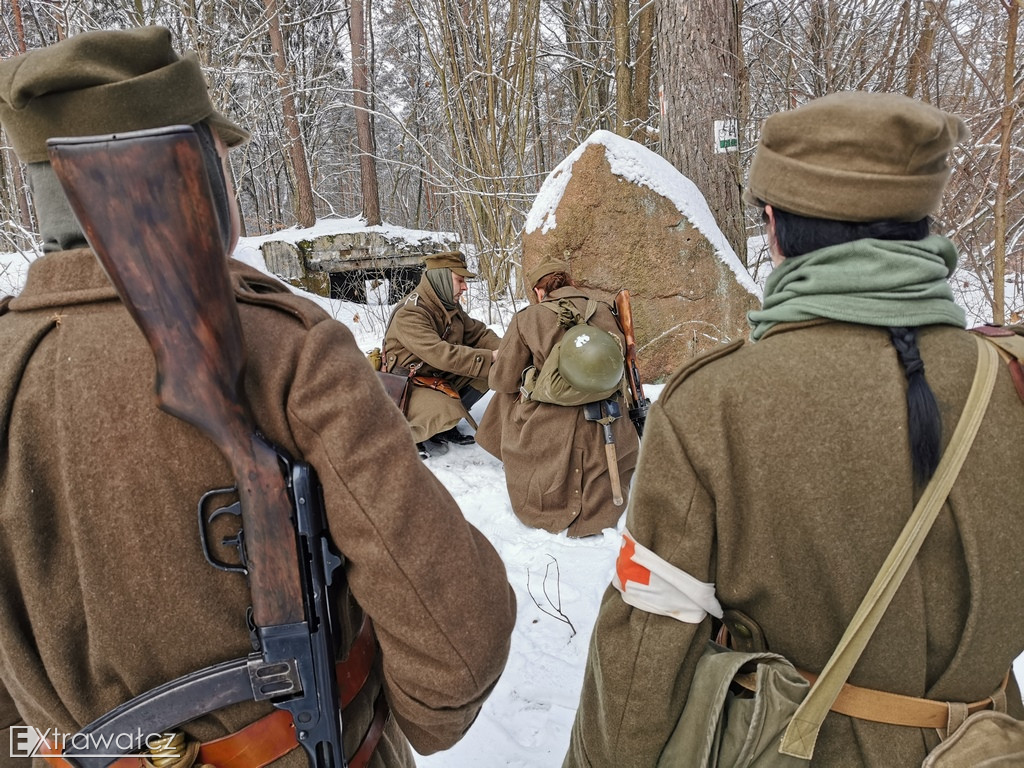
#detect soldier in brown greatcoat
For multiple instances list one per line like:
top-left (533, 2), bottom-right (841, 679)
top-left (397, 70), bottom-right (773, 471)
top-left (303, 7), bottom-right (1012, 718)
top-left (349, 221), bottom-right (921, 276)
top-left (382, 251), bottom-right (501, 458)
top-left (0, 27), bottom-right (515, 768)
top-left (476, 258), bottom-right (638, 538)
top-left (565, 92), bottom-right (1024, 766)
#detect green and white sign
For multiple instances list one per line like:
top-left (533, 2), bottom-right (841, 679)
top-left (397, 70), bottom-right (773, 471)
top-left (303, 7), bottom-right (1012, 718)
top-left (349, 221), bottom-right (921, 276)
top-left (714, 119), bottom-right (738, 153)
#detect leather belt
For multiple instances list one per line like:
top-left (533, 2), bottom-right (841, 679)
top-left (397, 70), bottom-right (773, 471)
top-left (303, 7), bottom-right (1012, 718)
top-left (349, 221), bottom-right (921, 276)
top-left (43, 616), bottom-right (386, 768)
top-left (733, 668), bottom-right (1009, 729)
top-left (718, 620), bottom-right (1009, 730)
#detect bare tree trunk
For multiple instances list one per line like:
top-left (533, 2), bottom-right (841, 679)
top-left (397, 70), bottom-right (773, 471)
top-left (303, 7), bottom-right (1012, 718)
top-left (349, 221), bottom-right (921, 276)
top-left (350, 0), bottom-right (382, 225)
top-left (265, 0), bottom-right (316, 228)
top-left (656, 0), bottom-right (746, 261)
top-left (906, 0), bottom-right (945, 100)
top-left (612, 0), bottom-right (632, 136)
top-left (992, 0), bottom-right (1019, 325)
top-left (562, 0), bottom-right (588, 121)
top-left (632, 0), bottom-right (655, 140)
top-left (589, 0), bottom-right (610, 128)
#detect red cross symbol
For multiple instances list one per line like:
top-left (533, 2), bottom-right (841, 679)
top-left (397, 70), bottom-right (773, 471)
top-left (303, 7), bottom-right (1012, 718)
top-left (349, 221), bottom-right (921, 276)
top-left (616, 534), bottom-right (651, 590)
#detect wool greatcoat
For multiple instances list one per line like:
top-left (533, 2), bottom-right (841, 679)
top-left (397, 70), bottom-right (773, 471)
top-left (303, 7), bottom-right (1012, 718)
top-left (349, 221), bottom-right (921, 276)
top-left (0, 249), bottom-right (516, 768)
top-left (564, 319), bottom-right (1024, 767)
top-left (476, 287), bottom-right (638, 538)
top-left (382, 276), bottom-right (500, 443)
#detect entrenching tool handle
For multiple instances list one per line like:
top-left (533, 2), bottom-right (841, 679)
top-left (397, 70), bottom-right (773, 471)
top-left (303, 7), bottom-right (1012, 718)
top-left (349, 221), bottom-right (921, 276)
top-left (605, 439), bottom-right (623, 506)
top-left (585, 401), bottom-right (624, 506)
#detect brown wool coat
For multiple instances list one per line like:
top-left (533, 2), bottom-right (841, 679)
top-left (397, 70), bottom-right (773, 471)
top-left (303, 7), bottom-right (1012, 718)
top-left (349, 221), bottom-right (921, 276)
top-left (382, 277), bottom-right (500, 442)
top-left (564, 320), bottom-right (1024, 768)
top-left (0, 250), bottom-right (516, 768)
top-left (476, 287), bottom-right (638, 538)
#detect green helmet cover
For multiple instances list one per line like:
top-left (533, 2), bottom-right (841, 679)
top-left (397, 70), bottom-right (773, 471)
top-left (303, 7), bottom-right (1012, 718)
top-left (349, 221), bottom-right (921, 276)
top-left (559, 324), bottom-right (623, 393)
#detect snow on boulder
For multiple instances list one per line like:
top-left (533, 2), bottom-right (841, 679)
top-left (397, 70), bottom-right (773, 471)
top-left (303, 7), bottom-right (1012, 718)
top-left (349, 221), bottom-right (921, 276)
top-left (523, 130), bottom-right (761, 380)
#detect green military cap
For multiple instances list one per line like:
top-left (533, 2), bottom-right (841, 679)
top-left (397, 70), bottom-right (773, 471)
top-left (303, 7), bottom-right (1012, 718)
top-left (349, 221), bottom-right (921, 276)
top-left (0, 26), bottom-right (249, 164)
top-left (424, 250), bottom-right (475, 278)
top-left (744, 91), bottom-right (969, 222)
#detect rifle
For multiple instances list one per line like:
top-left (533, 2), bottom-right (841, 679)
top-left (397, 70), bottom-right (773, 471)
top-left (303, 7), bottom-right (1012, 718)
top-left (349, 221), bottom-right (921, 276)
top-left (613, 289), bottom-right (650, 438)
top-left (47, 126), bottom-right (348, 767)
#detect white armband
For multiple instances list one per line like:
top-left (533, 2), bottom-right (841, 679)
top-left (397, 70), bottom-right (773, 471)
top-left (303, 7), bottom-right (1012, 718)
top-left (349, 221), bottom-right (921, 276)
top-left (612, 529), bottom-right (722, 623)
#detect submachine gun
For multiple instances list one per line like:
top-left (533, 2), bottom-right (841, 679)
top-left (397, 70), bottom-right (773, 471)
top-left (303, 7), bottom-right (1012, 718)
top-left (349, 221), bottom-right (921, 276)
top-left (613, 289), bottom-right (650, 438)
top-left (48, 126), bottom-right (348, 768)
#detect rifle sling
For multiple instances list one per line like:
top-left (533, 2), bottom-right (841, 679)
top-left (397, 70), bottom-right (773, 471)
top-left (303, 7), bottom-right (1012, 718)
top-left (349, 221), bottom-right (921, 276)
top-left (43, 617), bottom-right (384, 768)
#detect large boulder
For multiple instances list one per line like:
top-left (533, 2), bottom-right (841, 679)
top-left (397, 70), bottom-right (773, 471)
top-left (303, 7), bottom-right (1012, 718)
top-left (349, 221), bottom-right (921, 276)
top-left (522, 130), bottom-right (761, 381)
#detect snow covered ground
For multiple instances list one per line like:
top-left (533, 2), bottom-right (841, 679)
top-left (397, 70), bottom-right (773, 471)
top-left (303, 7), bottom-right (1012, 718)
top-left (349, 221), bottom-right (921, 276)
top-left (1, 215), bottom-right (1021, 767)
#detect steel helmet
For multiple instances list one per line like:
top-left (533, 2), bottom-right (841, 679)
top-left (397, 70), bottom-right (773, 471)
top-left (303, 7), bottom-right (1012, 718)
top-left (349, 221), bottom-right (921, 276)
top-left (559, 324), bottom-right (623, 393)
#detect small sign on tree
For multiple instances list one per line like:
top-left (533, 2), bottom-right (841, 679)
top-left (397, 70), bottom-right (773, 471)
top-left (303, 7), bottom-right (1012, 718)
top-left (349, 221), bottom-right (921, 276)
top-left (714, 119), bottom-right (738, 153)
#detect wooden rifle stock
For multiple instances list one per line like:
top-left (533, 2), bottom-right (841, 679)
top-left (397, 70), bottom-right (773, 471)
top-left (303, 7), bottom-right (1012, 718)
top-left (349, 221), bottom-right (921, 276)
top-left (48, 126), bottom-right (303, 628)
top-left (614, 289), bottom-right (650, 437)
top-left (48, 126), bottom-right (348, 768)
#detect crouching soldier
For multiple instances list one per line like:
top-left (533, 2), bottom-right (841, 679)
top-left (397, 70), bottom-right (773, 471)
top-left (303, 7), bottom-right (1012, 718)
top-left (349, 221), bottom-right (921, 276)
top-left (477, 258), bottom-right (639, 537)
top-left (382, 251), bottom-right (501, 459)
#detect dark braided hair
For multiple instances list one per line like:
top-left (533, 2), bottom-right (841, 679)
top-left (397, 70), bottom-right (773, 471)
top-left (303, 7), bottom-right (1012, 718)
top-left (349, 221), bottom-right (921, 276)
top-left (888, 327), bottom-right (942, 485)
top-left (766, 207), bottom-right (930, 258)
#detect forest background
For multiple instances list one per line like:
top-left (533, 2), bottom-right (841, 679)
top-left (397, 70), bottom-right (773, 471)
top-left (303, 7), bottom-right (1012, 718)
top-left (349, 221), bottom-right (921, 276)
top-left (0, 0), bottom-right (1021, 326)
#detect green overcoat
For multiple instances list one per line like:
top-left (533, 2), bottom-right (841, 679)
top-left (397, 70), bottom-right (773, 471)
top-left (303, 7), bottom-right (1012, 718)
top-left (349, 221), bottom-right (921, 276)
top-left (0, 250), bottom-right (516, 767)
top-left (382, 276), bottom-right (500, 442)
top-left (476, 287), bottom-right (638, 537)
top-left (565, 320), bottom-right (1024, 767)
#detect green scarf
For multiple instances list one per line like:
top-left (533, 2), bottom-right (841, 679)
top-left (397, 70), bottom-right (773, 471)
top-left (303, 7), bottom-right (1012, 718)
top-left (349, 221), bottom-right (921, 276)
top-left (426, 267), bottom-right (457, 309)
top-left (748, 235), bottom-right (966, 341)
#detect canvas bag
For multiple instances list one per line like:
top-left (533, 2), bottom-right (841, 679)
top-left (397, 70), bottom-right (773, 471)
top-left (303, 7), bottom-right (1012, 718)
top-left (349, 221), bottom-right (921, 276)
top-left (657, 337), bottom-right (1017, 768)
top-left (923, 710), bottom-right (1024, 767)
top-left (656, 643), bottom-right (809, 768)
top-left (520, 297), bottom-right (624, 407)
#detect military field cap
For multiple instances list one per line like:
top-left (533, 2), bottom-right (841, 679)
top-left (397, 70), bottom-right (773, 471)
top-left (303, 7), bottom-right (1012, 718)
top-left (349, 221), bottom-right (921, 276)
top-left (423, 250), bottom-right (475, 278)
top-left (0, 25), bottom-right (249, 164)
top-left (526, 257), bottom-right (570, 289)
top-left (744, 91), bottom-right (969, 222)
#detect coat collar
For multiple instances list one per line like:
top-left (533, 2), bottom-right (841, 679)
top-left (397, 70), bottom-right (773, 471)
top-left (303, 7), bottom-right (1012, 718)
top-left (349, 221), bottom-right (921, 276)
top-left (547, 286), bottom-right (591, 302)
top-left (758, 317), bottom-right (842, 340)
top-left (9, 248), bottom-right (119, 311)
